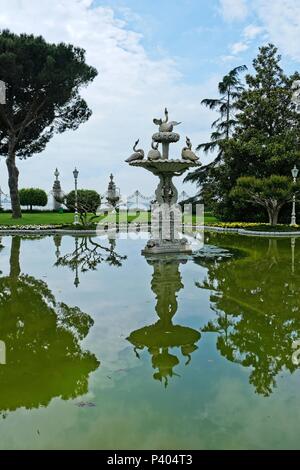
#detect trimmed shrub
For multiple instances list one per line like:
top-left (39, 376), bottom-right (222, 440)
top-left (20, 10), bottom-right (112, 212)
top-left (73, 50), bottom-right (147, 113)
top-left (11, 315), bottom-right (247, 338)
top-left (19, 188), bottom-right (48, 211)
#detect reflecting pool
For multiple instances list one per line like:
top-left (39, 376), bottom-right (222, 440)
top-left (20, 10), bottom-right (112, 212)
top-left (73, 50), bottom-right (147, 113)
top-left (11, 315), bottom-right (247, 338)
top-left (0, 232), bottom-right (300, 449)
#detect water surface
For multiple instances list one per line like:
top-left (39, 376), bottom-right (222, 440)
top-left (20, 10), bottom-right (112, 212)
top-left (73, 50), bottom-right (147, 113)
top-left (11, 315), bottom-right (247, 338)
top-left (0, 232), bottom-right (299, 449)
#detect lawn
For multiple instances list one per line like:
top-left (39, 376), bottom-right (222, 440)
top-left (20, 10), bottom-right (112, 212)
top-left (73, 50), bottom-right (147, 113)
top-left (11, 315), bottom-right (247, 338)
top-left (0, 212), bottom-right (76, 226)
top-left (0, 211), bottom-right (218, 227)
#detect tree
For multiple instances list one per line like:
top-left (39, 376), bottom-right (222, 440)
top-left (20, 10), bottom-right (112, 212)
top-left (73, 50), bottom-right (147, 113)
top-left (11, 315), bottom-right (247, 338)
top-left (186, 44), bottom-right (300, 221)
top-left (184, 65), bottom-right (247, 187)
top-left (0, 30), bottom-right (98, 218)
top-left (64, 189), bottom-right (101, 226)
top-left (231, 175), bottom-right (300, 225)
top-left (236, 44), bottom-right (299, 138)
top-left (19, 187), bottom-right (47, 211)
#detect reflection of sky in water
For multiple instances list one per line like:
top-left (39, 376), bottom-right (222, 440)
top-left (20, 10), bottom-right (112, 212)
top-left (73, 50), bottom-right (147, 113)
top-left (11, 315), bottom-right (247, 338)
top-left (0, 234), bottom-right (300, 449)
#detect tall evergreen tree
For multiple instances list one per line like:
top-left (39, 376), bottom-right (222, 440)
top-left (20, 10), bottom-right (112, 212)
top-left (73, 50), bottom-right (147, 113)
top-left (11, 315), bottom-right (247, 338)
top-left (185, 65), bottom-right (247, 187)
top-left (188, 44), bottom-right (300, 221)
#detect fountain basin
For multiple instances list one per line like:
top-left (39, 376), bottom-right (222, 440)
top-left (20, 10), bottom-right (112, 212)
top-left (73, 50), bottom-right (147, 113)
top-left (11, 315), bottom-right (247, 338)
top-left (152, 132), bottom-right (180, 143)
top-left (129, 159), bottom-right (199, 176)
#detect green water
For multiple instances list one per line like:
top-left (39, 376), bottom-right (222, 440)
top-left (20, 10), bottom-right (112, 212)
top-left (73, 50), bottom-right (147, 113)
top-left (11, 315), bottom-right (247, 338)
top-left (0, 232), bottom-right (300, 450)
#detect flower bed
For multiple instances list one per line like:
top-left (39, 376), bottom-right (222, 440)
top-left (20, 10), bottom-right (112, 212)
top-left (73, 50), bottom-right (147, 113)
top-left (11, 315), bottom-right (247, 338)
top-left (207, 222), bottom-right (300, 232)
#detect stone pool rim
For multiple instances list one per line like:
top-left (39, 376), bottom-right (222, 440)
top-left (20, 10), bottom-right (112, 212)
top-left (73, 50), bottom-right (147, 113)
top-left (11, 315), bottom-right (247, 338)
top-left (0, 223), bottom-right (300, 238)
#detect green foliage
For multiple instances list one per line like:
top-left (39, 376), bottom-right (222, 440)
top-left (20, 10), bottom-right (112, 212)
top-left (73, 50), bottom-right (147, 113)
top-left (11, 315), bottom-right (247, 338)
top-left (0, 30), bottom-right (98, 158)
top-left (65, 189), bottom-right (101, 226)
top-left (186, 44), bottom-right (300, 223)
top-left (185, 65), bottom-right (247, 185)
top-left (0, 30), bottom-right (98, 218)
top-left (66, 189), bottom-right (101, 213)
top-left (231, 175), bottom-right (300, 225)
top-left (19, 188), bottom-right (48, 211)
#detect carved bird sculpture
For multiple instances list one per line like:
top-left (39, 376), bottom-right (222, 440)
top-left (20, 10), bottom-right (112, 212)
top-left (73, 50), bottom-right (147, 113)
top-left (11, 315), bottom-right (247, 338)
top-left (153, 108), bottom-right (181, 132)
top-left (147, 141), bottom-right (161, 161)
top-left (125, 139), bottom-right (145, 162)
top-left (181, 137), bottom-right (199, 162)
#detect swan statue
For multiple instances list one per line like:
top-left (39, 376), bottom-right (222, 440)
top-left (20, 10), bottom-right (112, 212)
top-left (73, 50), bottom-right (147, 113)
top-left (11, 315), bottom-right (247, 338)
top-left (181, 137), bottom-right (199, 162)
top-left (125, 139), bottom-right (145, 162)
top-left (147, 141), bottom-right (161, 161)
top-left (153, 108), bottom-right (181, 133)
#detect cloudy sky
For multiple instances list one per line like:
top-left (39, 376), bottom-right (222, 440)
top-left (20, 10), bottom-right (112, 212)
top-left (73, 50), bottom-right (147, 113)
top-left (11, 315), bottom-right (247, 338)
top-left (0, 0), bottom-right (300, 198)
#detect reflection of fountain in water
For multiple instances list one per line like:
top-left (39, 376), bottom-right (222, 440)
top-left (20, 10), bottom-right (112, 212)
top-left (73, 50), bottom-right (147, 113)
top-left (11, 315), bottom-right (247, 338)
top-left (127, 255), bottom-right (200, 387)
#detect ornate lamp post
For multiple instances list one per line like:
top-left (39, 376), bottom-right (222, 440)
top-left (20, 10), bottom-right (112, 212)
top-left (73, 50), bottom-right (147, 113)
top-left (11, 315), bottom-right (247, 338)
top-left (291, 165), bottom-right (299, 226)
top-left (73, 167), bottom-right (79, 225)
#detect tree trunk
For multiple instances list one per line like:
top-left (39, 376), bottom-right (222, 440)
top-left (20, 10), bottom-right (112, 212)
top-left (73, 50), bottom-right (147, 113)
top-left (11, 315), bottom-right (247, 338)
top-left (6, 147), bottom-right (22, 219)
top-left (267, 208), bottom-right (279, 226)
top-left (226, 87), bottom-right (230, 140)
top-left (10, 236), bottom-right (21, 278)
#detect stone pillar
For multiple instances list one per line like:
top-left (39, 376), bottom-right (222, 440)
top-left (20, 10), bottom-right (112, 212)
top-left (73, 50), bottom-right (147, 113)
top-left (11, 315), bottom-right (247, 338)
top-left (52, 168), bottom-right (62, 211)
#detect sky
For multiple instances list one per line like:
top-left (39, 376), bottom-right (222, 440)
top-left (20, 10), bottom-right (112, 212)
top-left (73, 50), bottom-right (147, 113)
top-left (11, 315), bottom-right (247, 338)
top-left (0, 0), bottom-right (300, 199)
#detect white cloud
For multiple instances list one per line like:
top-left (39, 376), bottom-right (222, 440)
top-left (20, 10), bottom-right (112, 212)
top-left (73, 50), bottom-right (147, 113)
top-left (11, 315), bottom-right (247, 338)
top-left (243, 24), bottom-right (264, 39)
top-left (219, 0), bottom-right (249, 22)
top-left (0, 0), bottom-right (215, 198)
top-left (254, 0), bottom-right (300, 62)
top-left (227, 25), bottom-right (263, 57)
top-left (230, 41), bottom-right (249, 54)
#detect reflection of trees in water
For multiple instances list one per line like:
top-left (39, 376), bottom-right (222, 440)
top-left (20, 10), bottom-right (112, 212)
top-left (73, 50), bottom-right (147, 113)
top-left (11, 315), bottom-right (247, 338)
top-left (0, 236), bottom-right (99, 412)
top-left (127, 258), bottom-right (200, 387)
top-left (195, 234), bottom-right (300, 396)
top-left (54, 236), bottom-right (127, 287)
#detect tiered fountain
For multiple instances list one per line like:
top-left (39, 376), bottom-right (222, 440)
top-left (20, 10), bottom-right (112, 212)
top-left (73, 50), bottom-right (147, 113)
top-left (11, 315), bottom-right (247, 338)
top-left (126, 108), bottom-right (200, 254)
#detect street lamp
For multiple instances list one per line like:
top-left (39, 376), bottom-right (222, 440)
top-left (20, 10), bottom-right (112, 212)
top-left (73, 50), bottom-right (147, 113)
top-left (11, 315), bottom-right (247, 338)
top-left (73, 167), bottom-right (79, 225)
top-left (291, 165), bottom-right (299, 226)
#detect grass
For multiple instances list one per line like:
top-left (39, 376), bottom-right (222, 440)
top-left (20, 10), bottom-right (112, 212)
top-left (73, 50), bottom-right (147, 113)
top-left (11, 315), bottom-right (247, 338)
top-left (1, 212), bottom-right (298, 232)
top-left (0, 212), bottom-right (76, 226)
top-left (2, 212), bottom-right (298, 232)
top-left (0, 211), bottom-right (217, 227)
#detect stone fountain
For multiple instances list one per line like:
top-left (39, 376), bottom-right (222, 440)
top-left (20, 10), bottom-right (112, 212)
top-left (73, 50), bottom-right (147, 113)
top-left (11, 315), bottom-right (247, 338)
top-left (125, 108), bottom-right (200, 254)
